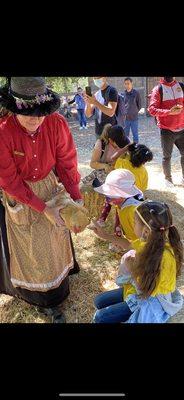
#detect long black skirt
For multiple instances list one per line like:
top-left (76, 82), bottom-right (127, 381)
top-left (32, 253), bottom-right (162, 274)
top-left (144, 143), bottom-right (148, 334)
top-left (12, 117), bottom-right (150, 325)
top-left (0, 201), bottom-right (80, 308)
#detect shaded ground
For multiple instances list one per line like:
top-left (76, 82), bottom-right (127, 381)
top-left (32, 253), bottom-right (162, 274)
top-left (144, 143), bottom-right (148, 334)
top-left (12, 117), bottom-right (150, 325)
top-left (1, 116), bottom-right (184, 323)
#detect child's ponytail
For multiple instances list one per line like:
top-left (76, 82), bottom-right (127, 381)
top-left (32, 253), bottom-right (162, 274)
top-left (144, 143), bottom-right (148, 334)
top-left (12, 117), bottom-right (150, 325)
top-left (128, 144), bottom-right (153, 168)
top-left (168, 225), bottom-right (183, 276)
top-left (132, 201), bottom-right (183, 298)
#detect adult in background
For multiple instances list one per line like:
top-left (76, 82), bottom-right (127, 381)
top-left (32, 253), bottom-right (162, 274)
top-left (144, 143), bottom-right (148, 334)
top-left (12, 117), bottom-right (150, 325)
top-left (80, 124), bottom-right (129, 222)
top-left (68, 87), bottom-right (87, 129)
top-left (0, 77), bottom-right (83, 323)
top-left (148, 77), bottom-right (184, 187)
top-left (123, 77), bottom-right (142, 143)
top-left (84, 77), bottom-right (118, 138)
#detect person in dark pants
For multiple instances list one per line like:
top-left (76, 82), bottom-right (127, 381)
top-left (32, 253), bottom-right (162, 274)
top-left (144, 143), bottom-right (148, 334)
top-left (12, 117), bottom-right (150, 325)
top-left (68, 87), bottom-right (87, 130)
top-left (148, 77), bottom-right (184, 187)
top-left (123, 77), bottom-right (142, 143)
top-left (84, 77), bottom-right (118, 138)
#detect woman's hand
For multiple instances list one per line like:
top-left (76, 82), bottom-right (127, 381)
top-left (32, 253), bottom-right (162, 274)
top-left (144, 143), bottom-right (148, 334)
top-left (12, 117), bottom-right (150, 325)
top-left (44, 205), bottom-right (65, 227)
top-left (110, 144), bottom-right (131, 162)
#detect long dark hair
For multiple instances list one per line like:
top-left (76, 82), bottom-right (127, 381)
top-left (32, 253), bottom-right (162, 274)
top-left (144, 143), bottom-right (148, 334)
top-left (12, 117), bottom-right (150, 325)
top-left (128, 143), bottom-right (153, 167)
top-left (132, 201), bottom-right (183, 298)
top-left (100, 124), bottom-right (130, 148)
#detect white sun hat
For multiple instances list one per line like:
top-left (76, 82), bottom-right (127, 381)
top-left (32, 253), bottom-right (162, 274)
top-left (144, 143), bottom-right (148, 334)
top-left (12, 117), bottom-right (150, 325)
top-left (94, 169), bottom-right (143, 199)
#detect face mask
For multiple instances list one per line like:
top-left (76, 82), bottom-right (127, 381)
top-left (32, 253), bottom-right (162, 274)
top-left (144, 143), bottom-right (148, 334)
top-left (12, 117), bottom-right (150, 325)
top-left (93, 78), bottom-right (104, 88)
top-left (164, 77), bottom-right (174, 83)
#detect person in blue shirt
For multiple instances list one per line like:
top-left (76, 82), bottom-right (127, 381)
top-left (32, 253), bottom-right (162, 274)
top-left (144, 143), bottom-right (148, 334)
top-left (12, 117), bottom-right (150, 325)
top-left (68, 87), bottom-right (88, 130)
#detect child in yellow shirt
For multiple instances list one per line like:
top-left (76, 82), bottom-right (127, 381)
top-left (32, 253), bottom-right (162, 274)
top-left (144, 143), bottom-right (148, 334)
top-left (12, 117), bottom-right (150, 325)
top-left (94, 169), bottom-right (144, 242)
top-left (90, 199), bottom-right (183, 323)
top-left (97, 144), bottom-right (153, 250)
top-left (115, 143), bottom-right (153, 192)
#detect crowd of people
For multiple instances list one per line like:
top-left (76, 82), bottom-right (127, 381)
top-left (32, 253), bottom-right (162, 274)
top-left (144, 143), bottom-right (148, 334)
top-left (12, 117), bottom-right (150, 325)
top-left (0, 76), bottom-right (184, 324)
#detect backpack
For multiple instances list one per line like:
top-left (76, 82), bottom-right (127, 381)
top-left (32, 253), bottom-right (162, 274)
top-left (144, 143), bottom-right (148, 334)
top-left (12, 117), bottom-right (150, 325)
top-left (158, 82), bottom-right (184, 101)
top-left (148, 82), bottom-right (184, 125)
top-left (104, 87), bottom-right (126, 127)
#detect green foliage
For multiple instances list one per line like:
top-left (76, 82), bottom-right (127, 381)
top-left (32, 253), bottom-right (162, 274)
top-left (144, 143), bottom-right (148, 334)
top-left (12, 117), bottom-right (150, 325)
top-left (45, 77), bottom-right (88, 93)
top-left (0, 77), bottom-right (6, 86)
top-left (0, 76), bottom-right (88, 94)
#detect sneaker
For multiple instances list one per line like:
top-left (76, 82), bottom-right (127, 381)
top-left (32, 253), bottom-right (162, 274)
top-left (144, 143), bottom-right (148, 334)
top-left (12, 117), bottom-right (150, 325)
top-left (52, 312), bottom-right (66, 323)
top-left (164, 179), bottom-right (175, 188)
top-left (84, 126), bottom-right (88, 130)
top-left (68, 262), bottom-right (80, 275)
top-left (79, 126), bottom-right (83, 130)
top-left (38, 306), bottom-right (66, 323)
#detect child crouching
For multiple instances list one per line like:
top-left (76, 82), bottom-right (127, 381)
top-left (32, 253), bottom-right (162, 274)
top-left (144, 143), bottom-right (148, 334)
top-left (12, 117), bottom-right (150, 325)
top-left (90, 201), bottom-right (183, 323)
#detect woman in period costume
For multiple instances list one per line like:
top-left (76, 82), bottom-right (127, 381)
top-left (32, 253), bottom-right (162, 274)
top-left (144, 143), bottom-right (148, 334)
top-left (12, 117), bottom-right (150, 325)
top-left (0, 77), bottom-right (85, 323)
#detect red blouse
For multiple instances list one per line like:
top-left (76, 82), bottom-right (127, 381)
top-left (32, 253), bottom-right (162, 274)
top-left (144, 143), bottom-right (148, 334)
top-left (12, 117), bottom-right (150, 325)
top-left (0, 113), bottom-right (81, 212)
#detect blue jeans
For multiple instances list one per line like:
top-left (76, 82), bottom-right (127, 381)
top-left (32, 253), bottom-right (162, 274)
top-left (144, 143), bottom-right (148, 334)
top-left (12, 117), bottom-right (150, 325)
top-left (77, 109), bottom-right (87, 127)
top-left (124, 119), bottom-right (139, 143)
top-left (93, 288), bottom-right (132, 323)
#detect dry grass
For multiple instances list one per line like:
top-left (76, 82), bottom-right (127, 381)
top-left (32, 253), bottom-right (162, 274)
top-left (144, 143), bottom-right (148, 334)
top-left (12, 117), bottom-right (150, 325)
top-left (1, 188), bottom-right (184, 323)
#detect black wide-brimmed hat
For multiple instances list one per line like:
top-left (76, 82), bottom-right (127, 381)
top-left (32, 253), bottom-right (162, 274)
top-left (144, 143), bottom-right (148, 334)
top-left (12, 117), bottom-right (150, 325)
top-left (0, 77), bottom-right (60, 116)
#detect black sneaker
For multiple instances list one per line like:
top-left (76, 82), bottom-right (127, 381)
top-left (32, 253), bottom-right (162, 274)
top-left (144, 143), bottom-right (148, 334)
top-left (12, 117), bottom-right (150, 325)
top-left (68, 263), bottom-right (80, 275)
top-left (38, 306), bottom-right (66, 323)
top-left (52, 312), bottom-right (66, 323)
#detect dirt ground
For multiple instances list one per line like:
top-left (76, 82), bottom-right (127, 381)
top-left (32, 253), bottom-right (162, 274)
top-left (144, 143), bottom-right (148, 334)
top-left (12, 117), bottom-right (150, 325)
top-left (1, 116), bottom-right (184, 323)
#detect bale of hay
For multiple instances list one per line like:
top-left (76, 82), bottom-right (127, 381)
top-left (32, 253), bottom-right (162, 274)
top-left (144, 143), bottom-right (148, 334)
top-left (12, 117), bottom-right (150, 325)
top-left (80, 184), bottom-right (105, 220)
top-left (46, 188), bottom-right (89, 233)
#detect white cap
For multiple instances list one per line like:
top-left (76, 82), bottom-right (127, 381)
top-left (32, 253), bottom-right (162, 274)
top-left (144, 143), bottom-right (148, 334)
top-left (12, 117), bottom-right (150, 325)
top-left (94, 169), bottom-right (142, 199)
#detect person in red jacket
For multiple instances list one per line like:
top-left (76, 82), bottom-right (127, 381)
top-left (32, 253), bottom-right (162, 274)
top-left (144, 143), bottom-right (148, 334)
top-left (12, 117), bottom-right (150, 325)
top-left (0, 77), bottom-right (83, 323)
top-left (148, 77), bottom-right (184, 187)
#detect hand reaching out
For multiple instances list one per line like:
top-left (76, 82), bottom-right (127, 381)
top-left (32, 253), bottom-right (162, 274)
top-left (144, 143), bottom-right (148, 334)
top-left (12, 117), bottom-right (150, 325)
top-left (88, 219), bottom-right (109, 240)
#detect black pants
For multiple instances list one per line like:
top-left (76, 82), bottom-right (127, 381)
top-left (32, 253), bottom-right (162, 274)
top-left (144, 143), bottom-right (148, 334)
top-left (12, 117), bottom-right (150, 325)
top-left (0, 201), bottom-right (79, 308)
top-left (160, 129), bottom-right (184, 180)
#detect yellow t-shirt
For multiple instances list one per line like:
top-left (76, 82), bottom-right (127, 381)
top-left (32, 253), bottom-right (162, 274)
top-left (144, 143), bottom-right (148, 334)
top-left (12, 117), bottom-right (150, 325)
top-left (117, 204), bottom-right (138, 299)
top-left (131, 239), bottom-right (176, 296)
top-left (115, 154), bottom-right (148, 192)
top-left (117, 205), bottom-right (138, 242)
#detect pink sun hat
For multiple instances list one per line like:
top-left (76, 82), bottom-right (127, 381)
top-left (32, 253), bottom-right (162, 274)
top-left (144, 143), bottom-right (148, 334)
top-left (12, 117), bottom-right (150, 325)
top-left (94, 169), bottom-right (143, 199)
